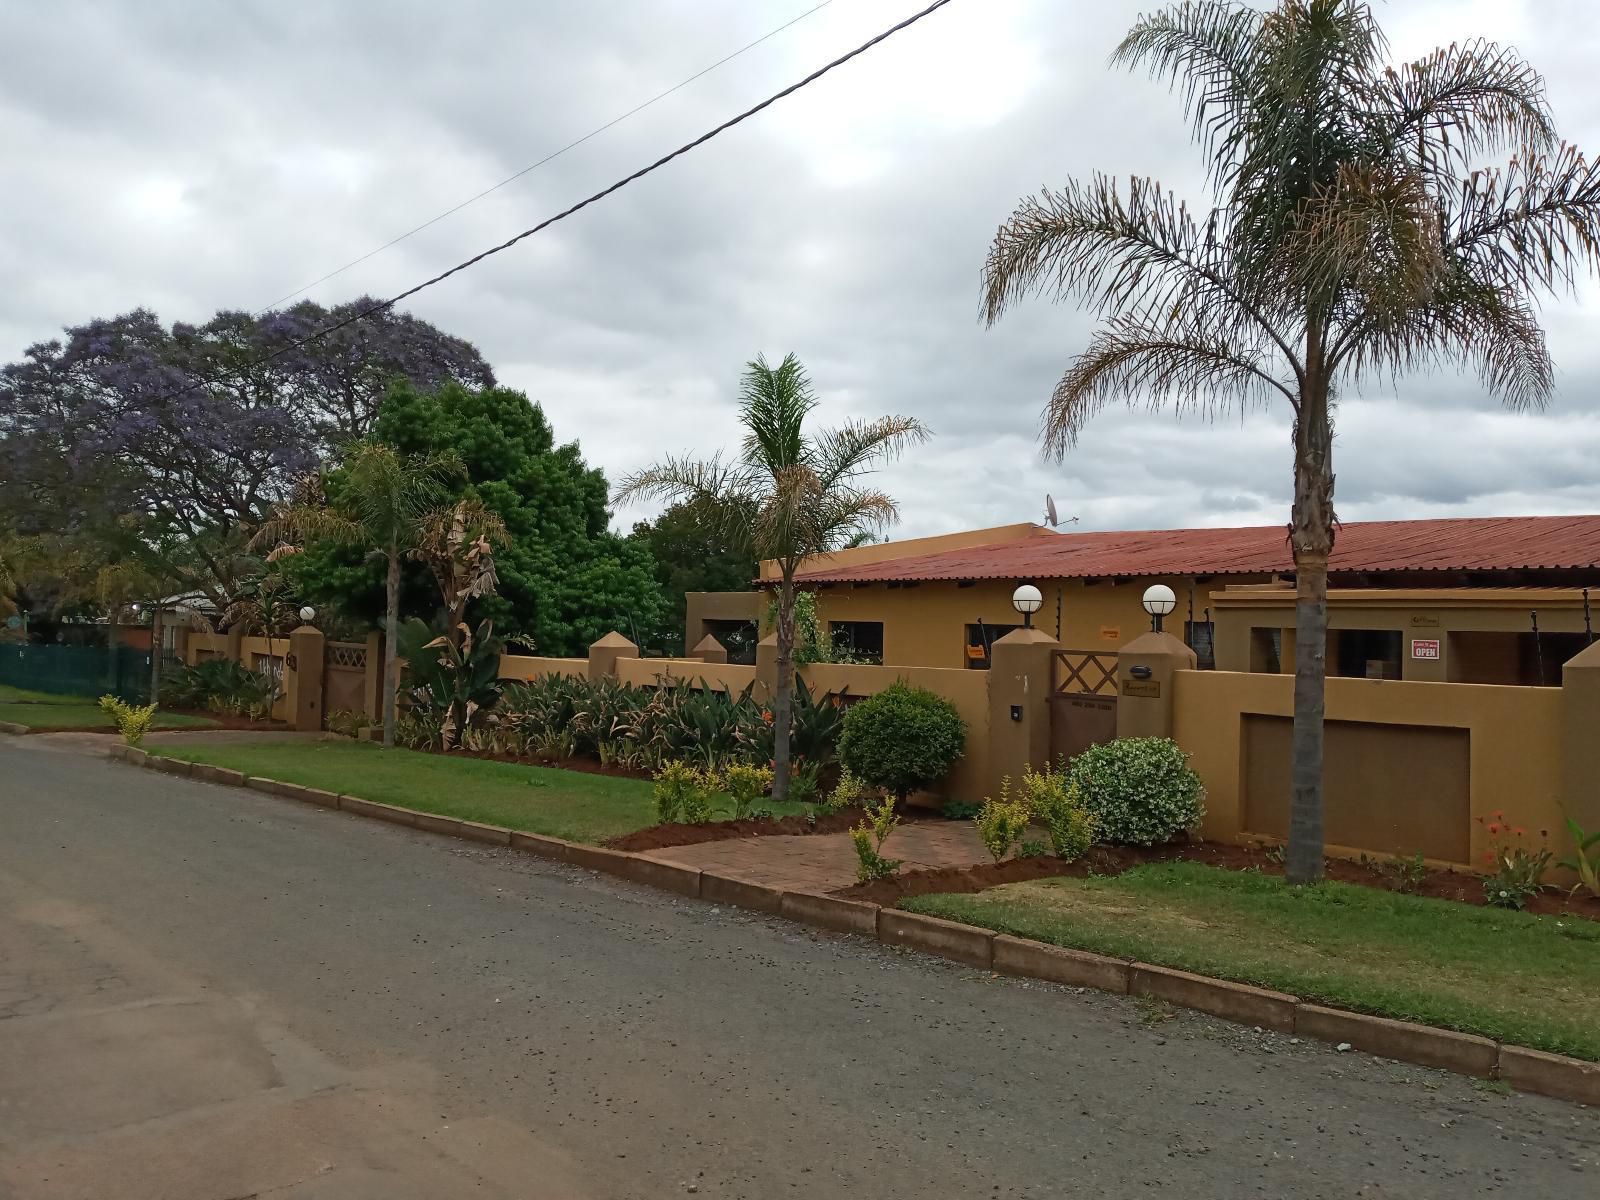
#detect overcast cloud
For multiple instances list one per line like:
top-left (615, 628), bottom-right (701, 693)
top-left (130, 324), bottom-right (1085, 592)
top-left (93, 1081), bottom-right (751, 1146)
top-left (3, 0), bottom-right (1598, 541)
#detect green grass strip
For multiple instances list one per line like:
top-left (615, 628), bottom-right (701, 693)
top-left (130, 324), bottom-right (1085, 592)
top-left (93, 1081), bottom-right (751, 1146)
top-left (906, 861), bottom-right (1600, 1060)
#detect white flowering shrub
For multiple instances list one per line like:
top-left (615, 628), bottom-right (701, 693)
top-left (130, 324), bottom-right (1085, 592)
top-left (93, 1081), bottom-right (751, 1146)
top-left (1063, 737), bottom-right (1205, 846)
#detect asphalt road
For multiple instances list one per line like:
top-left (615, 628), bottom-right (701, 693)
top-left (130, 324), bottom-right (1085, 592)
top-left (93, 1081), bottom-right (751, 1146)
top-left (1, 736), bottom-right (1595, 1198)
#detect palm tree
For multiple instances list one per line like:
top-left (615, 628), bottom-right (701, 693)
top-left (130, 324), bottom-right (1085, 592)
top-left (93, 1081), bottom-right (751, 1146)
top-left (981, 0), bottom-right (1600, 884)
top-left (615, 353), bottom-right (928, 802)
top-left (254, 442), bottom-right (464, 747)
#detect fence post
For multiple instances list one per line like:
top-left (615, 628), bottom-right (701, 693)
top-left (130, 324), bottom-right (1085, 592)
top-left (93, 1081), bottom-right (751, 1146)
top-left (1562, 641), bottom-right (1600, 844)
top-left (225, 623), bottom-right (245, 664)
top-left (362, 631), bottom-right (383, 720)
top-left (286, 624), bottom-right (326, 732)
top-left (988, 628), bottom-right (1059, 797)
top-left (588, 631), bottom-right (638, 683)
top-left (691, 633), bottom-right (728, 664)
top-left (1115, 631), bottom-right (1196, 741)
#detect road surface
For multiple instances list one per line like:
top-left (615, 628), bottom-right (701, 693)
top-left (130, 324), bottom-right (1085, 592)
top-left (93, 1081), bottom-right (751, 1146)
top-left (0, 734), bottom-right (1594, 1198)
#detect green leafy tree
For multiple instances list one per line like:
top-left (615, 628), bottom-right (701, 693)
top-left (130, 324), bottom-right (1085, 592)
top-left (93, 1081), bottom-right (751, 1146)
top-left (629, 499), bottom-right (757, 654)
top-left (365, 381), bottom-right (665, 655)
top-left (254, 443), bottom-right (463, 747)
top-left (615, 353), bottom-right (927, 803)
top-left (980, 0), bottom-right (1600, 883)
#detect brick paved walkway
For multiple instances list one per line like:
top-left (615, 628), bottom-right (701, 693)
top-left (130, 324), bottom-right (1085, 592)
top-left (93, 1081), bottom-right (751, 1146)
top-left (639, 821), bottom-right (991, 894)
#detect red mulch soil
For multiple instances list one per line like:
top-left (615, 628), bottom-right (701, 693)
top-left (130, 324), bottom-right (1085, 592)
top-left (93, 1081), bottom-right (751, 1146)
top-left (835, 838), bottom-right (1600, 922)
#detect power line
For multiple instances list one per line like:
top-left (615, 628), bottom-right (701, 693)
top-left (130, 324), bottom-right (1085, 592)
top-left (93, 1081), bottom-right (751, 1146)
top-left (171, 0), bottom-right (959, 405)
top-left (253, 0), bottom-right (836, 315)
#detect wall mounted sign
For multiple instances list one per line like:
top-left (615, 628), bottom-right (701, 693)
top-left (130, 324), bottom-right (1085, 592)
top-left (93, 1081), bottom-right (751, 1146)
top-left (1411, 638), bottom-right (1441, 660)
top-left (1122, 679), bottom-right (1161, 698)
top-left (1099, 625), bottom-right (1121, 641)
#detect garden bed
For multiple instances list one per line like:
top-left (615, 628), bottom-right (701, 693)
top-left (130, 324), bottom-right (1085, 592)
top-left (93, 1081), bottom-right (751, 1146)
top-left (835, 838), bottom-right (1600, 922)
top-left (607, 804), bottom-right (939, 852)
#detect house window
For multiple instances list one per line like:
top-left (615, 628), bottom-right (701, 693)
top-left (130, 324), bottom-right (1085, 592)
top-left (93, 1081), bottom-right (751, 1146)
top-left (964, 622), bottom-right (1021, 670)
top-left (1184, 620), bottom-right (1216, 670)
top-left (1334, 629), bottom-right (1402, 679)
top-left (828, 621), bottom-right (883, 664)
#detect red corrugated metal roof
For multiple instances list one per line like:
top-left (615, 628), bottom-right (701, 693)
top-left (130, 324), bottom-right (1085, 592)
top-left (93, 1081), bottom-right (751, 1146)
top-left (795, 515), bottom-right (1600, 584)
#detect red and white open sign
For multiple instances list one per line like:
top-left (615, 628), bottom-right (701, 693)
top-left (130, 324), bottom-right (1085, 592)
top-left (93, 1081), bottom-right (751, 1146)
top-left (1411, 638), bottom-right (1441, 660)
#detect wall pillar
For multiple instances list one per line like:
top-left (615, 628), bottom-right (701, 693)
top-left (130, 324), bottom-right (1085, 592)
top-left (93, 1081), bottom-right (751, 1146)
top-left (1561, 641), bottom-right (1600, 847)
top-left (987, 627), bottom-right (1059, 797)
top-left (225, 623), bottom-right (245, 664)
top-left (588, 631), bottom-right (639, 682)
top-left (286, 624), bottom-right (325, 733)
top-left (691, 633), bottom-right (728, 664)
top-left (1115, 630), bottom-right (1197, 741)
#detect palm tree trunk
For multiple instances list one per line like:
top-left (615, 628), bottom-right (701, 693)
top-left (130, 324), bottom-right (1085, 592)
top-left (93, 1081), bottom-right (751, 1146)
top-left (771, 572), bottom-right (797, 805)
top-left (382, 544), bottom-right (400, 748)
top-left (1286, 366), bottom-right (1335, 886)
top-left (148, 606), bottom-right (163, 703)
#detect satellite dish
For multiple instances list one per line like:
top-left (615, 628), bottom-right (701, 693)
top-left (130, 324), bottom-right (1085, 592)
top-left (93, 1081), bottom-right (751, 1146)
top-left (1045, 494), bottom-right (1059, 527)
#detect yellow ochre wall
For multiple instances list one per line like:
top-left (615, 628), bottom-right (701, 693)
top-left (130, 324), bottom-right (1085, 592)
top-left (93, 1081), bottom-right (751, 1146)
top-left (811, 576), bottom-right (1265, 669)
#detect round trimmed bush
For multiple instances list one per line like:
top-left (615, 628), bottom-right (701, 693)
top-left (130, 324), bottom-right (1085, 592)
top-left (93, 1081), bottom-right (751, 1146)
top-left (838, 682), bottom-right (966, 800)
top-left (1064, 737), bottom-right (1205, 846)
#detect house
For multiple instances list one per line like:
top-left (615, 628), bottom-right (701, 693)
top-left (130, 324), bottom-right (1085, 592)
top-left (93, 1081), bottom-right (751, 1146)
top-left (691, 514), bottom-right (1600, 685)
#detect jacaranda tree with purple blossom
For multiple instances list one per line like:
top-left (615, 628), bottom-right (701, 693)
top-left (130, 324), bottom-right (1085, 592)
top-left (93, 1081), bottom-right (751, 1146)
top-left (0, 300), bottom-right (493, 614)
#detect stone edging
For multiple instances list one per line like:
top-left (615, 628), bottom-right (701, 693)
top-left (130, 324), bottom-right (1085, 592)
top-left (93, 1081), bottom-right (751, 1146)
top-left (113, 743), bottom-right (1599, 1108)
top-left (0, 720), bottom-right (29, 735)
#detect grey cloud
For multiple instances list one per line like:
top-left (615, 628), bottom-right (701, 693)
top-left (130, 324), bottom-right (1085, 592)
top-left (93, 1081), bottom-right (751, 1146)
top-left (2, 0), bottom-right (1598, 546)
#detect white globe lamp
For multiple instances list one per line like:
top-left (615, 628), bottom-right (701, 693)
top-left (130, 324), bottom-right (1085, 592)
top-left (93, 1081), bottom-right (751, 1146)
top-left (1142, 584), bottom-right (1177, 632)
top-left (1011, 583), bottom-right (1043, 630)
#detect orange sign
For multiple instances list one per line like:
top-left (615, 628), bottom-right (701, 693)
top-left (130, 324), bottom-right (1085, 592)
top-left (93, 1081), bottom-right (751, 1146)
top-left (1099, 625), bottom-right (1121, 641)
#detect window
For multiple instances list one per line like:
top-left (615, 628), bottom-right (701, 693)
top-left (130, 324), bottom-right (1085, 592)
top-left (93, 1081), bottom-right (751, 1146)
top-left (1334, 629), bottom-right (1402, 679)
top-left (964, 622), bottom-right (1021, 670)
top-left (1250, 627), bottom-right (1284, 673)
top-left (828, 621), bottom-right (883, 664)
top-left (1184, 619), bottom-right (1216, 670)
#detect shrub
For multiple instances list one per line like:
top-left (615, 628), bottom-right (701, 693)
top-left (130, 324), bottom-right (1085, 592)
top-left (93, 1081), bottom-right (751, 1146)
top-left (652, 760), bottom-right (716, 825)
top-left (850, 796), bottom-right (904, 882)
top-left (721, 762), bottom-right (773, 819)
top-left (1558, 818), bottom-right (1600, 900)
top-left (975, 784), bottom-right (1031, 863)
top-left (1063, 737), bottom-right (1204, 847)
top-left (1017, 765), bottom-right (1096, 862)
top-left (1478, 814), bottom-right (1551, 910)
top-left (97, 695), bottom-right (159, 746)
top-left (822, 769), bottom-right (872, 814)
top-left (326, 708), bottom-right (366, 739)
top-left (838, 682), bottom-right (965, 801)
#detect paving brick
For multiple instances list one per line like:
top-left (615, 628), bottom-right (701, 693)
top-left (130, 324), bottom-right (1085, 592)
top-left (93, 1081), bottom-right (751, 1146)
top-left (700, 872), bottom-right (783, 914)
top-left (1132, 963), bottom-right (1296, 1033)
top-left (192, 764), bottom-right (247, 788)
top-left (1294, 1004), bottom-right (1496, 1077)
top-left (1497, 1045), bottom-right (1600, 1105)
top-left (414, 813), bottom-right (465, 839)
top-left (123, 747), bottom-right (148, 767)
top-left (563, 843), bottom-right (633, 877)
top-left (458, 820), bottom-right (512, 846)
top-left (779, 891), bottom-right (878, 937)
top-left (298, 787), bottom-right (340, 809)
top-left (154, 756), bottom-right (193, 778)
top-left (993, 935), bottom-right (1130, 993)
top-left (878, 910), bottom-right (994, 969)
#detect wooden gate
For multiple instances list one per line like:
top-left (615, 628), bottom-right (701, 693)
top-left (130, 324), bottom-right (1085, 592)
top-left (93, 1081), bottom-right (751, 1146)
top-left (1050, 649), bottom-right (1118, 763)
top-left (323, 641), bottom-right (371, 719)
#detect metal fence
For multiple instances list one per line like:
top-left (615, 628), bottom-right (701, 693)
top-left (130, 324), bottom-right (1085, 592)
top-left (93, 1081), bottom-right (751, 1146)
top-left (0, 644), bottom-right (152, 702)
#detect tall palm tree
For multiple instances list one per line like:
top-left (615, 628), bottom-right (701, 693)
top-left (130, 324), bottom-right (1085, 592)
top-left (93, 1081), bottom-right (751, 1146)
top-left (615, 353), bottom-right (928, 802)
top-left (982, 0), bottom-right (1600, 883)
top-left (254, 442), bottom-right (464, 747)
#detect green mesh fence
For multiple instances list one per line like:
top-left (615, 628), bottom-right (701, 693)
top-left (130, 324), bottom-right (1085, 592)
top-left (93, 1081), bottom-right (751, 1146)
top-left (0, 644), bottom-right (152, 702)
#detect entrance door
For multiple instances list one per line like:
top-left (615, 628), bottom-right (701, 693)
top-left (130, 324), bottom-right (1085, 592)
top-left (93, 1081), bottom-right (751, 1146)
top-left (1050, 649), bottom-right (1118, 764)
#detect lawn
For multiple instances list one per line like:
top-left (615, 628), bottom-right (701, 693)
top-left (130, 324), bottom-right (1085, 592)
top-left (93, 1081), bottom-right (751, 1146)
top-left (0, 684), bottom-right (97, 704)
top-left (158, 739), bottom-right (724, 845)
top-left (905, 861), bottom-right (1600, 1060)
top-left (0, 702), bottom-right (217, 730)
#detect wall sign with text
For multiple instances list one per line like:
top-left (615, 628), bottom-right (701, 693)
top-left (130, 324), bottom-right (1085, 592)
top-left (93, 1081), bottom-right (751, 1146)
top-left (1411, 638), bottom-right (1441, 661)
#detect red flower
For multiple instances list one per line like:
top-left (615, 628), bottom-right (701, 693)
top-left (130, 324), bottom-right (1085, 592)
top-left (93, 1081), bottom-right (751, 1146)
top-left (1513, 826), bottom-right (1527, 837)
top-left (761, 709), bottom-right (773, 724)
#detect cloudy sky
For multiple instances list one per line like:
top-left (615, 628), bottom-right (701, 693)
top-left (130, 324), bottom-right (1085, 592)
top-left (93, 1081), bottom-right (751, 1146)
top-left (3, 0), bottom-right (1598, 541)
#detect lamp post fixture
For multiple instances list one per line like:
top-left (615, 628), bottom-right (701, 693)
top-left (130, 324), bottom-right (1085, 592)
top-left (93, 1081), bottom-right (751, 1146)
top-left (1011, 583), bottom-right (1043, 630)
top-left (1142, 583), bottom-right (1176, 633)
top-left (299, 606), bottom-right (316, 625)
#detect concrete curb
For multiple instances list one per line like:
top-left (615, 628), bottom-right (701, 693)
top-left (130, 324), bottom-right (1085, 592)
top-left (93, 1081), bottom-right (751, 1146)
top-left (122, 749), bottom-right (1598, 1107)
top-left (0, 721), bottom-right (30, 735)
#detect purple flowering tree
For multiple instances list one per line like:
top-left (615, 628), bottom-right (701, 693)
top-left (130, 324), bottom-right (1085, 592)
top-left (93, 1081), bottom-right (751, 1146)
top-left (0, 301), bottom-right (494, 612)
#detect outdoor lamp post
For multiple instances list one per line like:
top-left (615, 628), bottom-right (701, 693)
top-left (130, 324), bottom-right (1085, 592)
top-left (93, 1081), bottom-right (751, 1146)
top-left (299, 606), bottom-right (316, 625)
top-left (1011, 583), bottom-right (1043, 630)
top-left (1142, 583), bottom-right (1177, 633)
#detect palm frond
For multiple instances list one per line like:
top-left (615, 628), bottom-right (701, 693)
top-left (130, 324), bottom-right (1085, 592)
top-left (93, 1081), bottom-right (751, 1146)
top-left (739, 353), bottom-right (816, 472)
top-left (811, 415), bottom-right (931, 492)
top-left (249, 504), bottom-right (364, 552)
top-left (1112, 0), bottom-right (1262, 180)
top-left (1043, 314), bottom-right (1288, 456)
top-left (1447, 142), bottom-right (1600, 294)
top-left (1381, 39), bottom-right (1555, 174)
top-left (612, 454), bottom-right (762, 552)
